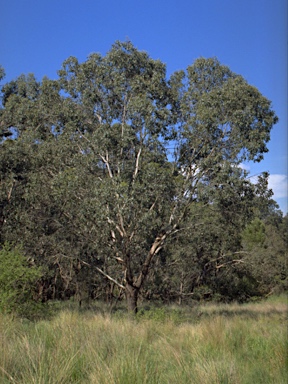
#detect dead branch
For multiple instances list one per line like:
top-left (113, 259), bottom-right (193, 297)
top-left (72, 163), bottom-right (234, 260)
top-left (80, 260), bottom-right (125, 289)
top-left (95, 266), bottom-right (125, 289)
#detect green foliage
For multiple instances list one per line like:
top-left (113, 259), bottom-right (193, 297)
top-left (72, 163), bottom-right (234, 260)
top-left (241, 216), bottom-right (288, 295)
top-left (0, 243), bottom-right (43, 317)
top-left (0, 65), bottom-right (5, 81)
top-left (0, 41), bottom-right (280, 311)
top-left (242, 218), bottom-right (266, 249)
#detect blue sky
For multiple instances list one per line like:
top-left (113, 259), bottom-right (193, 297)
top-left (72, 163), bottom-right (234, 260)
top-left (1, 0), bottom-right (287, 213)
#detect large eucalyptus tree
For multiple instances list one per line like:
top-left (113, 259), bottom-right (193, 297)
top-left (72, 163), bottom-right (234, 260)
top-left (0, 42), bottom-right (278, 312)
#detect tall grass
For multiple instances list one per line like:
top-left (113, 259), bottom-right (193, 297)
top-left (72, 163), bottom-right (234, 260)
top-left (0, 298), bottom-right (287, 383)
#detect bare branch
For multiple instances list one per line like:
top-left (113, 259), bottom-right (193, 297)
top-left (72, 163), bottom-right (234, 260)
top-left (216, 259), bottom-right (245, 269)
top-left (117, 212), bottom-right (127, 237)
top-left (120, 93), bottom-right (130, 159)
top-left (205, 251), bottom-right (249, 268)
top-left (7, 180), bottom-right (16, 202)
top-left (107, 217), bottom-right (125, 238)
top-left (135, 233), bottom-right (167, 289)
top-left (99, 151), bottom-right (113, 179)
top-left (149, 198), bottom-right (157, 212)
top-left (111, 229), bottom-right (116, 242)
top-left (112, 256), bottom-right (124, 263)
top-left (133, 147), bottom-right (142, 181)
top-left (95, 113), bottom-right (102, 124)
top-left (95, 266), bottom-right (125, 289)
top-left (81, 260), bottom-right (125, 289)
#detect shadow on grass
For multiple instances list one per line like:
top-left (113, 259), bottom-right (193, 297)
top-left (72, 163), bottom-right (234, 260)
top-left (198, 307), bottom-right (287, 321)
top-left (37, 297), bottom-right (288, 324)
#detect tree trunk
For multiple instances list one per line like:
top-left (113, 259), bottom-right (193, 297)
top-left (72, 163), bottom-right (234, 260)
top-left (123, 233), bottom-right (168, 314)
top-left (125, 283), bottom-right (139, 314)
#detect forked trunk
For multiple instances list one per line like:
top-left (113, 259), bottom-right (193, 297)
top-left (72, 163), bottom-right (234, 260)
top-left (125, 283), bottom-right (139, 314)
top-left (124, 233), bottom-right (167, 314)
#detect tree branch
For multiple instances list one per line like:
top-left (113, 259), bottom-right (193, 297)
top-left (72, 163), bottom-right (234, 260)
top-left (107, 217), bottom-right (125, 238)
top-left (133, 147), bottom-right (142, 182)
top-left (99, 151), bottom-right (113, 178)
top-left (81, 260), bottom-right (125, 289)
top-left (95, 266), bottom-right (125, 289)
top-left (215, 259), bottom-right (245, 269)
top-left (135, 233), bottom-right (167, 289)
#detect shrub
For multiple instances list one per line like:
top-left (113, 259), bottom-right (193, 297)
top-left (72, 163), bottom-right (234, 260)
top-left (0, 242), bottom-right (44, 318)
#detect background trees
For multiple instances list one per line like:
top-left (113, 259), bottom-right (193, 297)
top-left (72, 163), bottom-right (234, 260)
top-left (0, 42), bottom-right (284, 313)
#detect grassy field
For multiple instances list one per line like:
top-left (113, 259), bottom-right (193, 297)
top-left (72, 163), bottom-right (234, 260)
top-left (0, 296), bottom-right (287, 383)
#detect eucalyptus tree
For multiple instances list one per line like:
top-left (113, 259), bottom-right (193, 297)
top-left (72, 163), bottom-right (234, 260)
top-left (54, 42), bottom-right (177, 311)
top-left (159, 59), bottom-right (278, 303)
top-left (0, 73), bottom-right (78, 298)
top-left (0, 42), bottom-right (278, 312)
top-left (145, 171), bottom-right (276, 304)
top-left (56, 46), bottom-right (277, 311)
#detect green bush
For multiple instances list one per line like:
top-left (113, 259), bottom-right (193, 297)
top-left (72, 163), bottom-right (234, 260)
top-left (0, 242), bottom-right (44, 318)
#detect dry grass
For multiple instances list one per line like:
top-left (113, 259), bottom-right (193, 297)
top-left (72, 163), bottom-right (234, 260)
top-left (0, 297), bottom-right (287, 383)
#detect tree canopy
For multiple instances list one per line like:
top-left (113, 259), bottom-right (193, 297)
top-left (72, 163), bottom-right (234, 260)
top-left (0, 41), bottom-right (284, 314)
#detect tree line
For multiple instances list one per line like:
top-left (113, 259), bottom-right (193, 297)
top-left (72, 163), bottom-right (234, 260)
top-left (0, 41), bottom-right (286, 314)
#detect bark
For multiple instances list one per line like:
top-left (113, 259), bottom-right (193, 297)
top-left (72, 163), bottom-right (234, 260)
top-left (124, 233), bottom-right (168, 314)
top-left (125, 282), bottom-right (139, 314)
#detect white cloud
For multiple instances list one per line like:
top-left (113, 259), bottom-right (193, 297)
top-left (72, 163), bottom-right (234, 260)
top-left (268, 174), bottom-right (288, 199)
top-left (238, 163), bottom-right (250, 172)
